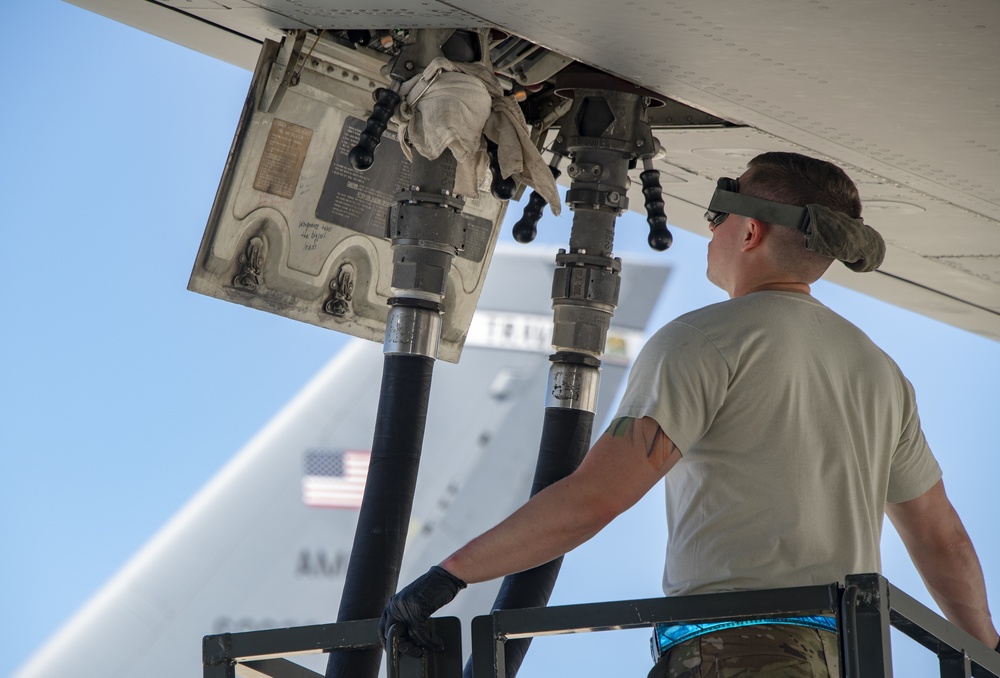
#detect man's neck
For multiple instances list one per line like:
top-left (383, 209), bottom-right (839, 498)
top-left (732, 281), bottom-right (811, 298)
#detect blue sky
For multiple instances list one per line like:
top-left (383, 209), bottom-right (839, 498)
top-left (1, 3), bottom-right (998, 677)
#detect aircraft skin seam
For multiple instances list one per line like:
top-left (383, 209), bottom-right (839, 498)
top-left (875, 270), bottom-right (1000, 318)
top-left (429, 0), bottom-right (496, 26)
top-left (144, 0), bottom-right (264, 45)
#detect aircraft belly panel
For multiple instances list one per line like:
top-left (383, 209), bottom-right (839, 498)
top-left (70, 0), bottom-right (1000, 339)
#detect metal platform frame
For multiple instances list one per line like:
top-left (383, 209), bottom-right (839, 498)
top-left (203, 574), bottom-right (1000, 677)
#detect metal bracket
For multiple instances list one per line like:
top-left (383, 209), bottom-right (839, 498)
top-left (323, 263), bottom-right (355, 318)
top-left (233, 236), bottom-right (266, 291)
top-left (259, 31), bottom-right (307, 113)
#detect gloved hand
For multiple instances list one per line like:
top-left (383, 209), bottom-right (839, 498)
top-left (379, 565), bottom-right (467, 657)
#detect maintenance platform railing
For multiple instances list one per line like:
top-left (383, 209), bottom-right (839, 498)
top-left (203, 574), bottom-right (1000, 677)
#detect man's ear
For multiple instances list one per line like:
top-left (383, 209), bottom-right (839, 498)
top-left (741, 219), bottom-right (767, 252)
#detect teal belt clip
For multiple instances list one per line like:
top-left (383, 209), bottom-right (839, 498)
top-left (651, 615), bottom-right (838, 661)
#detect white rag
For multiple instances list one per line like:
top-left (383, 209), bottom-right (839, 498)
top-left (395, 56), bottom-right (561, 215)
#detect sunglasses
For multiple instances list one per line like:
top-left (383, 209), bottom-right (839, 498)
top-left (704, 177), bottom-right (740, 227)
top-left (704, 177), bottom-right (809, 232)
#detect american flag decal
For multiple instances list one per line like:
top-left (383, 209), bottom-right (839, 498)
top-left (302, 449), bottom-right (370, 509)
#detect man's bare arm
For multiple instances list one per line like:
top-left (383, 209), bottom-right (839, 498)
top-left (886, 479), bottom-right (999, 648)
top-left (440, 416), bottom-right (681, 584)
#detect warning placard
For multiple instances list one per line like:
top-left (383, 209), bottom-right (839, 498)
top-left (316, 116), bottom-right (492, 263)
top-left (316, 116), bottom-right (410, 238)
top-left (254, 119), bottom-right (313, 199)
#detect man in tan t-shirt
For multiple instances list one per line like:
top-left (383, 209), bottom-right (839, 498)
top-left (380, 152), bottom-right (999, 675)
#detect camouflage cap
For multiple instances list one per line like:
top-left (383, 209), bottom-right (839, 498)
top-left (803, 203), bottom-right (886, 272)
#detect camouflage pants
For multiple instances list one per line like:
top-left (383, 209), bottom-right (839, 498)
top-left (648, 624), bottom-right (840, 677)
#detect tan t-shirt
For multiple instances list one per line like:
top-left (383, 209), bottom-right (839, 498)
top-left (614, 291), bottom-right (941, 596)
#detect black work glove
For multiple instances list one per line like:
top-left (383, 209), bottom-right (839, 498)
top-left (995, 637), bottom-right (999, 653)
top-left (379, 566), bottom-right (467, 657)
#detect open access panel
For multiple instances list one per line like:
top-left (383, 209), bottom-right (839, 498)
top-left (188, 35), bottom-right (507, 362)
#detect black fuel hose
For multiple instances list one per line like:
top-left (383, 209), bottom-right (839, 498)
top-left (464, 406), bottom-right (595, 677)
top-left (326, 353), bottom-right (436, 678)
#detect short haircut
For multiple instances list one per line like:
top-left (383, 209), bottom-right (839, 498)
top-left (742, 152), bottom-right (862, 217)
top-left (741, 152), bottom-right (862, 282)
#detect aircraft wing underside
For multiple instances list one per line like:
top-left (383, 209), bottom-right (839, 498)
top-left (66, 0), bottom-right (1000, 341)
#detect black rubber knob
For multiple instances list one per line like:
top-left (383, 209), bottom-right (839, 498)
top-left (511, 166), bottom-right (560, 244)
top-left (348, 87), bottom-right (401, 171)
top-left (512, 190), bottom-right (546, 243)
top-left (487, 140), bottom-right (517, 200)
top-left (641, 168), bottom-right (672, 251)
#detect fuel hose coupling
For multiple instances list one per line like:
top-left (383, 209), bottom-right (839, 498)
top-left (545, 353), bottom-right (601, 412)
top-left (384, 302), bottom-right (443, 358)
